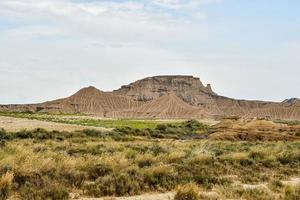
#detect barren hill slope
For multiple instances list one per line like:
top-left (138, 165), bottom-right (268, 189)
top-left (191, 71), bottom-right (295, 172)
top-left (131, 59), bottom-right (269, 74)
top-left (3, 86), bottom-right (143, 117)
top-left (213, 96), bottom-right (300, 120)
top-left (109, 93), bottom-right (209, 119)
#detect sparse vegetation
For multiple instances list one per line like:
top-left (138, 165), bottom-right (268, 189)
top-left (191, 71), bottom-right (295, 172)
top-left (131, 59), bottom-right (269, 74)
top-left (274, 120), bottom-right (300, 126)
top-left (0, 116), bottom-right (300, 199)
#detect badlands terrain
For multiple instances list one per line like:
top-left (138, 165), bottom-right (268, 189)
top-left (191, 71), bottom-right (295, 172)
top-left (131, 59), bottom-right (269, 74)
top-left (1, 75), bottom-right (299, 120)
top-left (0, 75), bottom-right (300, 200)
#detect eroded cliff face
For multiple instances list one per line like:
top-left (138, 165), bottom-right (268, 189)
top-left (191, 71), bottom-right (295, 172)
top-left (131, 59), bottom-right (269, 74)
top-left (113, 76), bottom-right (300, 120)
top-left (114, 75), bottom-right (217, 106)
top-left (282, 98), bottom-right (300, 106)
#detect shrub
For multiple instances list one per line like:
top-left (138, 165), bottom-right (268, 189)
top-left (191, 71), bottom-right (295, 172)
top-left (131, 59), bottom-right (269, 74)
top-left (62, 170), bottom-right (87, 188)
top-left (193, 174), bottom-right (218, 189)
top-left (0, 129), bottom-right (10, 140)
top-left (41, 182), bottom-right (69, 200)
top-left (150, 143), bottom-right (168, 156)
top-left (86, 172), bottom-right (142, 197)
top-left (156, 124), bottom-right (168, 131)
top-left (268, 179), bottom-right (283, 192)
top-left (144, 165), bottom-right (177, 190)
top-left (0, 172), bottom-right (14, 200)
top-left (174, 183), bottom-right (200, 200)
top-left (278, 151), bottom-right (300, 165)
top-left (249, 150), bottom-right (267, 161)
top-left (126, 149), bottom-right (138, 159)
top-left (14, 129), bottom-right (33, 139)
top-left (284, 184), bottom-right (300, 200)
top-left (182, 120), bottom-right (208, 133)
top-left (19, 180), bottom-right (69, 200)
top-left (115, 173), bottom-right (141, 196)
top-left (87, 163), bottom-right (113, 180)
top-left (82, 129), bottom-right (105, 137)
top-left (87, 175), bottom-right (115, 197)
top-left (136, 154), bottom-right (156, 168)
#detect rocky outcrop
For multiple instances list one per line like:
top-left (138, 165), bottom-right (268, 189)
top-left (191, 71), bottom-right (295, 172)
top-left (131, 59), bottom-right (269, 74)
top-left (114, 75), bottom-right (216, 105)
top-left (282, 98), bottom-right (300, 106)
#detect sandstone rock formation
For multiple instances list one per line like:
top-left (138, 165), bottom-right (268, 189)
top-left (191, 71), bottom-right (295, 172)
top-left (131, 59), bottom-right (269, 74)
top-left (114, 75), bottom-right (216, 105)
top-left (1, 75), bottom-right (299, 120)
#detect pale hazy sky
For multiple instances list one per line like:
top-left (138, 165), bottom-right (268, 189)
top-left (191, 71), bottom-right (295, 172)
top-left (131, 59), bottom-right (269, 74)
top-left (0, 0), bottom-right (299, 104)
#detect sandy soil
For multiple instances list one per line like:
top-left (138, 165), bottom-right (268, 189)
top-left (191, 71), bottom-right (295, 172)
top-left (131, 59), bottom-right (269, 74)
top-left (78, 192), bottom-right (174, 200)
top-left (282, 177), bottom-right (300, 186)
top-left (77, 191), bottom-right (221, 200)
top-left (0, 116), bottom-right (111, 132)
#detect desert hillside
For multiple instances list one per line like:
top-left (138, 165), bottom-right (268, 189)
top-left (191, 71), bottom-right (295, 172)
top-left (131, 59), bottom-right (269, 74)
top-left (1, 75), bottom-right (299, 120)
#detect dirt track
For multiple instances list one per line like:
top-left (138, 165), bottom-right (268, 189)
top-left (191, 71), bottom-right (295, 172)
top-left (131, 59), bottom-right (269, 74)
top-left (78, 192), bottom-right (174, 200)
top-left (0, 116), bottom-right (110, 132)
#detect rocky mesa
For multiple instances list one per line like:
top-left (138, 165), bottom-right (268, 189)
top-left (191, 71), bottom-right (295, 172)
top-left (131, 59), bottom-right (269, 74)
top-left (1, 75), bottom-right (299, 120)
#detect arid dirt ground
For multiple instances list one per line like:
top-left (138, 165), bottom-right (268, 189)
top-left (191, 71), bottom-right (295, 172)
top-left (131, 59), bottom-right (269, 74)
top-left (0, 116), bottom-right (110, 132)
top-left (79, 192), bottom-right (174, 200)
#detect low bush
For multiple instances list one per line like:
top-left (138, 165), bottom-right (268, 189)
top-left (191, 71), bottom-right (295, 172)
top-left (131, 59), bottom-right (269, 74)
top-left (87, 164), bottom-right (113, 180)
top-left (249, 150), bottom-right (267, 161)
top-left (284, 184), bottom-right (300, 200)
top-left (144, 165), bottom-right (177, 190)
top-left (0, 172), bottom-right (14, 200)
top-left (268, 179), bottom-right (283, 192)
top-left (85, 170), bottom-right (143, 197)
top-left (81, 129), bottom-right (105, 137)
top-left (135, 154), bottom-right (156, 168)
top-left (277, 151), bottom-right (300, 165)
top-left (0, 129), bottom-right (10, 140)
top-left (174, 183), bottom-right (200, 200)
top-left (19, 181), bottom-right (69, 200)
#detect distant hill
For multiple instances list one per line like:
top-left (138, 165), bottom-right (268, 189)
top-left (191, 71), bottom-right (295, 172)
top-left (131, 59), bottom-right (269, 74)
top-left (1, 75), bottom-right (299, 120)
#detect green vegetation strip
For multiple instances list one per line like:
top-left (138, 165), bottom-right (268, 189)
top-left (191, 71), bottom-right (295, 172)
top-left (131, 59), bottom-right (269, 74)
top-left (0, 111), bottom-right (181, 129)
top-left (0, 120), bottom-right (210, 141)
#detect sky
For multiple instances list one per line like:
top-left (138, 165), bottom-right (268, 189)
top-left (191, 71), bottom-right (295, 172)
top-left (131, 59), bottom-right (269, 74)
top-left (0, 0), bottom-right (299, 104)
